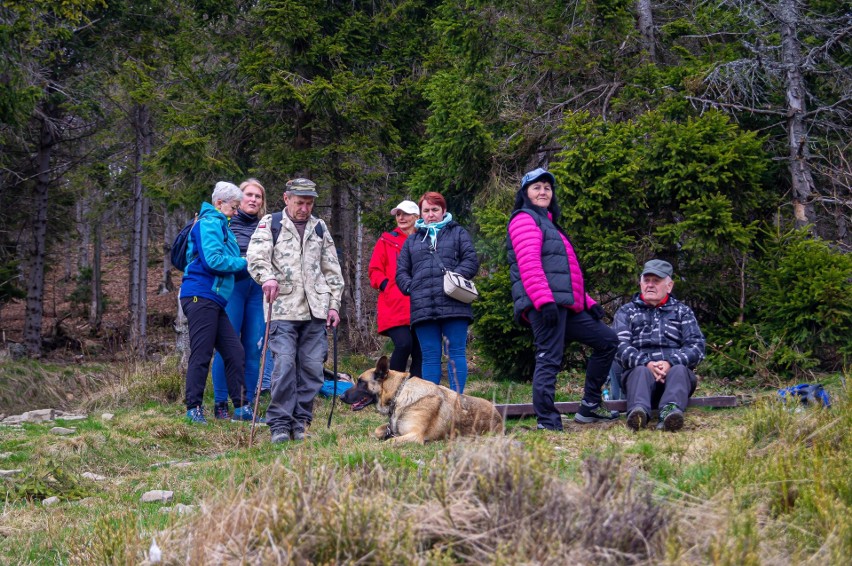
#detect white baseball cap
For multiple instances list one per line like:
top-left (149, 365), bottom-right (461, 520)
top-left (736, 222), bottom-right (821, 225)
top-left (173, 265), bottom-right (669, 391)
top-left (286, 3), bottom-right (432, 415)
top-left (390, 200), bottom-right (420, 215)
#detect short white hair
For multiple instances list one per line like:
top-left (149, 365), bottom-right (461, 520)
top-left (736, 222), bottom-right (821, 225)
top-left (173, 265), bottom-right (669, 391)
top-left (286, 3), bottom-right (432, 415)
top-left (211, 181), bottom-right (242, 204)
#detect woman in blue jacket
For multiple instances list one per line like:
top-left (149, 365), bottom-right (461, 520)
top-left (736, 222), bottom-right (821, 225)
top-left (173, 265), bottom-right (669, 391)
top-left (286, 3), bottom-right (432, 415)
top-left (179, 181), bottom-right (254, 424)
top-left (396, 191), bottom-right (479, 393)
top-left (210, 178), bottom-right (272, 420)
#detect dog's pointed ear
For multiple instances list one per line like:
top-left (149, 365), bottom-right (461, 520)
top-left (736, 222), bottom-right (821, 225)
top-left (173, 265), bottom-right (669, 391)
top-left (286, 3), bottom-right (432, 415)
top-left (375, 356), bottom-right (390, 382)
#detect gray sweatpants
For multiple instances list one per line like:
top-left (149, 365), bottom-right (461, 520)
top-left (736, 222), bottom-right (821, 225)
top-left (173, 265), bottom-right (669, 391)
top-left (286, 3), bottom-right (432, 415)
top-left (622, 364), bottom-right (697, 415)
top-left (266, 319), bottom-right (328, 434)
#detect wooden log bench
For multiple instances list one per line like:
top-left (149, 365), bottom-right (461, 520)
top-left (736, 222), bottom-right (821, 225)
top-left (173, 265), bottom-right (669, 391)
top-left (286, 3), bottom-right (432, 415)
top-left (495, 396), bottom-right (738, 418)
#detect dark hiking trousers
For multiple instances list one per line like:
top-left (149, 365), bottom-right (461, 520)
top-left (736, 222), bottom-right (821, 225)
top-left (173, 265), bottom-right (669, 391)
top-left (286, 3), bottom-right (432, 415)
top-left (385, 325), bottom-right (422, 378)
top-left (529, 307), bottom-right (618, 430)
top-left (622, 364), bottom-right (697, 414)
top-left (181, 296), bottom-right (246, 410)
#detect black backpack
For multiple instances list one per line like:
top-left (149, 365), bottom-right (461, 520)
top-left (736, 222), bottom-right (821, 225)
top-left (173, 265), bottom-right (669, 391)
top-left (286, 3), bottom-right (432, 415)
top-left (269, 211), bottom-right (324, 244)
top-left (170, 216), bottom-right (228, 271)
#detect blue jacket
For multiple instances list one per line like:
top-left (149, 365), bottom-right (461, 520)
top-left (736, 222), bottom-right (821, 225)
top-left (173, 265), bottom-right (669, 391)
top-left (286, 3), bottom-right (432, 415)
top-left (396, 221), bottom-right (479, 326)
top-left (179, 202), bottom-right (247, 306)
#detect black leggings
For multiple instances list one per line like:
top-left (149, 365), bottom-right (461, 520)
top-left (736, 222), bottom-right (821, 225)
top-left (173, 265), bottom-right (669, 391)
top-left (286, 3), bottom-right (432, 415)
top-left (385, 325), bottom-right (422, 378)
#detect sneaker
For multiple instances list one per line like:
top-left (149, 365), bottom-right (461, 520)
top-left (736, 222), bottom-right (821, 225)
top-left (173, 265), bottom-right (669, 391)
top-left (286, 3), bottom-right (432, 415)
top-left (536, 423), bottom-right (563, 432)
top-left (186, 407), bottom-right (207, 424)
top-left (574, 400), bottom-right (620, 423)
top-left (260, 389), bottom-right (271, 399)
top-left (626, 407), bottom-right (648, 431)
top-left (213, 402), bottom-right (230, 420)
top-left (231, 405), bottom-right (261, 423)
top-left (291, 428), bottom-right (307, 441)
top-left (656, 403), bottom-right (684, 432)
top-left (271, 429), bottom-right (291, 444)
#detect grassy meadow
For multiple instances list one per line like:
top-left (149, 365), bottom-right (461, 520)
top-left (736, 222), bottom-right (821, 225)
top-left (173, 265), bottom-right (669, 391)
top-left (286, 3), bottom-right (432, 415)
top-left (0, 357), bottom-right (849, 564)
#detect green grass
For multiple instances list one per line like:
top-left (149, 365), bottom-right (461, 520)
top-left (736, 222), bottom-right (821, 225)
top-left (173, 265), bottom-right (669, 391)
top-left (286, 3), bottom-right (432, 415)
top-left (0, 358), bottom-right (849, 564)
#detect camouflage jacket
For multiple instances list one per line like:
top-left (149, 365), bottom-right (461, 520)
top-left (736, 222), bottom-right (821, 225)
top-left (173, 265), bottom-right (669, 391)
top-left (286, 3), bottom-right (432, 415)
top-left (246, 213), bottom-right (344, 321)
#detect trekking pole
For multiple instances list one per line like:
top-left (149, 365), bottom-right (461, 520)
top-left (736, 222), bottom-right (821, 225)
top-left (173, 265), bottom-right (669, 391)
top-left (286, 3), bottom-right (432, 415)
top-left (250, 302), bottom-right (274, 447)
top-left (326, 324), bottom-right (338, 428)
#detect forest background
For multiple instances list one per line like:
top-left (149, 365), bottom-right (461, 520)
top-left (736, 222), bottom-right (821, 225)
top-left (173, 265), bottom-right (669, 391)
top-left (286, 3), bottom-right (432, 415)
top-left (1, 0), bottom-right (850, 380)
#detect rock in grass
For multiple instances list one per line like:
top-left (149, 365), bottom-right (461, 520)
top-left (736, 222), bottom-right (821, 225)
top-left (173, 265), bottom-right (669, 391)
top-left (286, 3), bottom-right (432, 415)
top-left (82, 472), bottom-right (107, 481)
top-left (0, 452), bottom-right (11, 459)
top-left (50, 427), bottom-right (76, 436)
top-left (160, 503), bottom-right (196, 514)
top-left (141, 490), bottom-right (174, 503)
top-left (59, 415), bottom-right (88, 422)
top-left (101, 413), bottom-right (115, 421)
top-left (3, 409), bottom-right (56, 425)
top-left (42, 496), bottom-right (60, 506)
top-left (0, 469), bottom-right (22, 477)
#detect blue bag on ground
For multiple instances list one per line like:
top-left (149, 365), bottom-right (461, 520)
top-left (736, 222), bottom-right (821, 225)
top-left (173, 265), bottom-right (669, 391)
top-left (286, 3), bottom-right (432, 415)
top-left (320, 379), bottom-right (353, 398)
top-left (778, 384), bottom-right (831, 408)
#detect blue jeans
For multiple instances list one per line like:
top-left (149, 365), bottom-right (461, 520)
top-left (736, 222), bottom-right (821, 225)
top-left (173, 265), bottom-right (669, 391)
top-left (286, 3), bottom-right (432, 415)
top-left (415, 318), bottom-right (469, 393)
top-left (265, 319), bottom-right (328, 433)
top-left (211, 276), bottom-right (271, 404)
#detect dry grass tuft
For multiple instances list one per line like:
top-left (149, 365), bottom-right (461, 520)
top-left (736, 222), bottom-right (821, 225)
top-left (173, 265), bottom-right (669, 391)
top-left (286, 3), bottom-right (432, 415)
top-left (151, 437), bottom-right (671, 564)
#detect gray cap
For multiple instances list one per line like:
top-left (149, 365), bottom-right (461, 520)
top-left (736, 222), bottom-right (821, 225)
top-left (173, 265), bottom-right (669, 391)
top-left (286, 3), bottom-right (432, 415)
top-left (285, 178), bottom-right (318, 198)
top-left (641, 259), bottom-right (673, 278)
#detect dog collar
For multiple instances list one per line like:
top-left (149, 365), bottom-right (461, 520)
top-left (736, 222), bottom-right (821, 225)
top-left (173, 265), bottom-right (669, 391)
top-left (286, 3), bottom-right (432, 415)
top-left (387, 375), bottom-right (413, 423)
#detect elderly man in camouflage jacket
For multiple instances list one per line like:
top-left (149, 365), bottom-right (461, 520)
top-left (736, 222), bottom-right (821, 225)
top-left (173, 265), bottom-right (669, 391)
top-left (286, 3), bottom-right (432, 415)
top-left (247, 178), bottom-right (344, 443)
top-left (613, 260), bottom-right (705, 432)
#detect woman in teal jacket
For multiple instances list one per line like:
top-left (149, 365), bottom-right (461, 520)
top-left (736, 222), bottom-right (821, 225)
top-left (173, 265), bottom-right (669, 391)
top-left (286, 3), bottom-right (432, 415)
top-left (179, 181), bottom-right (255, 424)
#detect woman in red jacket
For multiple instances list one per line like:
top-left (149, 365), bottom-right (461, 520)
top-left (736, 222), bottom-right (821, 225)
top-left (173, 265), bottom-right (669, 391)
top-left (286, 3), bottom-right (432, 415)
top-left (369, 200), bottom-right (422, 377)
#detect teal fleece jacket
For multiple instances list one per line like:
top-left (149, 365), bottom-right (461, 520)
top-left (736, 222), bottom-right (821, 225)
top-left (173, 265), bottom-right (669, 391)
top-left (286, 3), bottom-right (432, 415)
top-left (178, 201), bottom-right (247, 307)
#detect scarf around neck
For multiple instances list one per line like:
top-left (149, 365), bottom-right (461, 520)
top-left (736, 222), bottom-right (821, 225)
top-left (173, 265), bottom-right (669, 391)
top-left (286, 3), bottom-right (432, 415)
top-left (416, 212), bottom-right (453, 248)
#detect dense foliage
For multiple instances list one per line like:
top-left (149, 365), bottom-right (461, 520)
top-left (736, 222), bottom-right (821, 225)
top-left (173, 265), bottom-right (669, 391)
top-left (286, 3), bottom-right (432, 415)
top-left (0, 0), bottom-right (848, 365)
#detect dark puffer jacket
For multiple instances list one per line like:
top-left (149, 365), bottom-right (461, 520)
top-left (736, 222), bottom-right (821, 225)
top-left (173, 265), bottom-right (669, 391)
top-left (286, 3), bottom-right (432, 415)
top-left (396, 222), bottom-right (479, 326)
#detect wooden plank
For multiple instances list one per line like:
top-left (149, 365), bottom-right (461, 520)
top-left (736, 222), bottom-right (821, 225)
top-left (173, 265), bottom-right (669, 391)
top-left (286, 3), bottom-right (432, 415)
top-left (495, 396), bottom-right (738, 418)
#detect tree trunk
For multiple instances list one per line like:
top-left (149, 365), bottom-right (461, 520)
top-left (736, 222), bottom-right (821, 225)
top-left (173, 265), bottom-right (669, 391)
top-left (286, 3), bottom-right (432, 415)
top-left (175, 294), bottom-right (189, 372)
top-left (129, 103), bottom-right (151, 357)
top-left (23, 112), bottom-right (55, 357)
top-left (635, 0), bottom-right (657, 64)
top-left (77, 198), bottom-right (90, 271)
top-left (779, 0), bottom-right (817, 229)
top-left (158, 205), bottom-right (176, 294)
top-left (89, 220), bottom-right (102, 333)
top-left (353, 185), bottom-right (363, 330)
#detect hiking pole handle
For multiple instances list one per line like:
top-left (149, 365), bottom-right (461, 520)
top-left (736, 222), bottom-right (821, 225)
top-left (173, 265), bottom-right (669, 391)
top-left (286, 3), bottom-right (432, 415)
top-left (250, 301), bottom-right (274, 446)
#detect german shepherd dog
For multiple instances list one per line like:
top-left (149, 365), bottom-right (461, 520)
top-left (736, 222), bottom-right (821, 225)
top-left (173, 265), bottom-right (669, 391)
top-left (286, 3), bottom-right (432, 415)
top-left (341, 356), bottom-right (503, 444)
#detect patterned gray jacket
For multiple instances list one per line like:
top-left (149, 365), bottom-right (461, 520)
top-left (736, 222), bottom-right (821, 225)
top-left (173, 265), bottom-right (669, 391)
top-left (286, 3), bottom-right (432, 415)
top-left (613, 294), bottom-right (705, 370)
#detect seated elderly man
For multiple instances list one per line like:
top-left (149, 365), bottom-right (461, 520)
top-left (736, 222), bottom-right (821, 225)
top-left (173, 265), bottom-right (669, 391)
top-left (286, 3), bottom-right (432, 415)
top-left (612, 260), bottom-right (706, 432)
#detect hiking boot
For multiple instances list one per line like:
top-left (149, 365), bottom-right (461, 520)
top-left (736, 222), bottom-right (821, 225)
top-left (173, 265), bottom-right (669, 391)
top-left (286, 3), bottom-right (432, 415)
top-left (186, 407), bottom-right (207, 424)
top-left (270, 429), bottom-right (291, 444)
top-left (213, 402), bottom-right (230, 420)
top-left (232, 405), bottom-right (264, 423)
top-left (626, 407), bottom-right (648, 431)
top-left (291, 428), bottom-right (307, 441)
top-left (536, 423), bottom-right (563, 432)
top-left (656, 403), bottom-right (684, 432)
top-left (574, 400), bottom-right (620, 424)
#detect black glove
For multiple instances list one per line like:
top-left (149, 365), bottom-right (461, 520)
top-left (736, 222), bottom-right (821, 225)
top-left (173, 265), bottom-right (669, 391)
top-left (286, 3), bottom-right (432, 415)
top-left (588, 304), bottom-right (606, 321)
top-left (540, 302), bottom-right (559, 327)
top-left (379, 278), bottom-right (389, 291)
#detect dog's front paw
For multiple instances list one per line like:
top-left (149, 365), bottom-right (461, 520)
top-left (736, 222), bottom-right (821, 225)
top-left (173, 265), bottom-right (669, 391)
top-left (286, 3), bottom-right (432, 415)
top-left (374, 424), bottom-right (393, 440)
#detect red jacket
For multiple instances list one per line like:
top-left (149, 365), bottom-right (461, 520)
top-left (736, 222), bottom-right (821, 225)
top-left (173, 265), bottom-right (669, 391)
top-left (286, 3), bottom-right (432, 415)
top-left (369, 229), bottom-right (412, 334)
